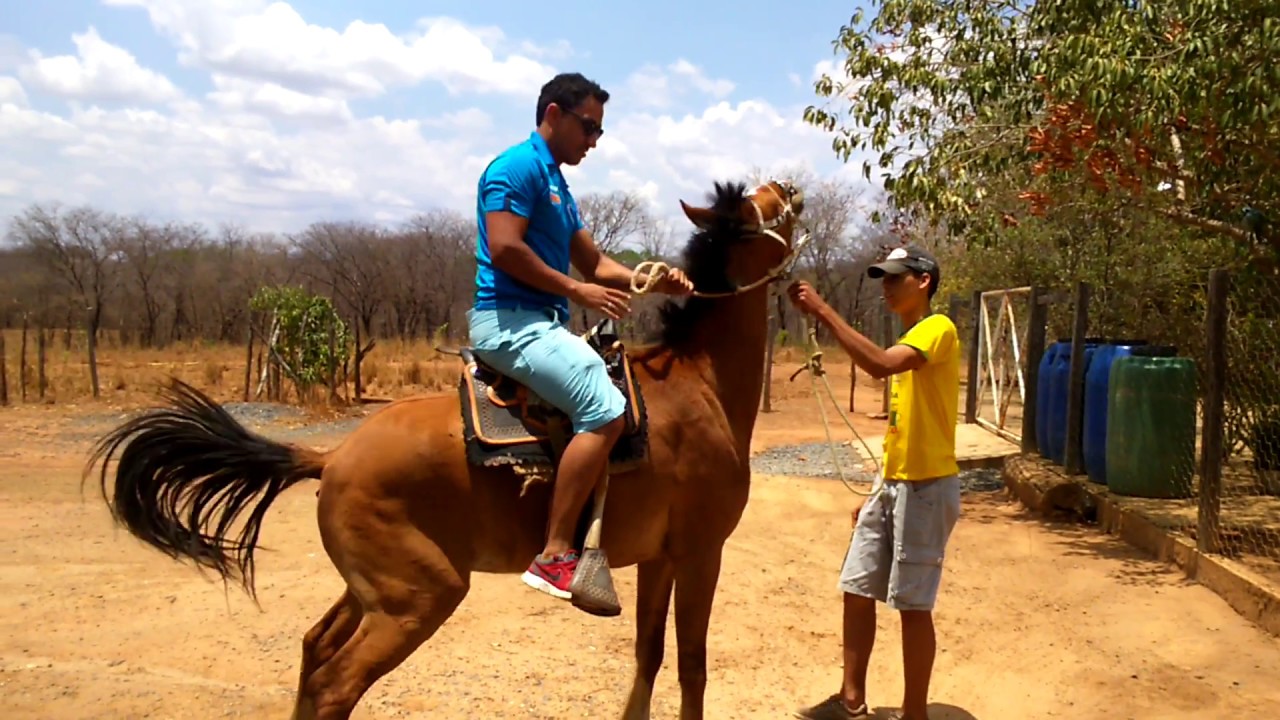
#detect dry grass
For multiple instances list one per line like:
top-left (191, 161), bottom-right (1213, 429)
top-left (1, 328), bottom-right (873, 410)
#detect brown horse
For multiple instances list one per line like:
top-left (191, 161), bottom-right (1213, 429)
top-left (85, 178), bottom-right (807, 720)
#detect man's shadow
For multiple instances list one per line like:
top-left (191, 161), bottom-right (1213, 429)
top-left (869, 704), bottom-right (978, 719)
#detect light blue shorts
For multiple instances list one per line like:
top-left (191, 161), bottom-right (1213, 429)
top-left (466, 306), bottom-right (626, 434)
top-left (838, 475), bottom-right (962, 611)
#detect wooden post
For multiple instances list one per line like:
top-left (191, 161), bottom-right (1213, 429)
top-left (1021, 286), bottom-right (1048, 454)
top-left (964, 290), bottom-right (982, 423)
top-left (37, 328), bottom-right (46, 399)
top-left (849, 363), bottom-right (857, 414)
top-left (243, 324), bottom-right (254, 402)
top-left (19, 316), bottom-right (28, 402)
top-left (0, 330), bottom-right (7, 406)
top-left (1198, 268), bottom-right (1228, 554)
top-left (1063, 281), bottom-right (1091, 474)
top-left (353, 318), bottom-right (363, 403)
top-left (762, 287), bottom-right (776, 413)
top-left (328, 319), bottom-right (337, 404)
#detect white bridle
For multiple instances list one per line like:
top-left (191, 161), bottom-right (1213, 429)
top-left (733, 179), bottom-right (812, 291)
top-left (631, 179), bottom-right (811, 297)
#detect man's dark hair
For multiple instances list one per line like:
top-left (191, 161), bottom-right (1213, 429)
top-left (536, 72), bottom-right (609, 125)
top-left (912, 268), bottom-right (941, 301)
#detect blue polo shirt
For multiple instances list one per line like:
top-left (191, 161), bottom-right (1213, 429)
top-left (473, 131), bottom-right (583, 321)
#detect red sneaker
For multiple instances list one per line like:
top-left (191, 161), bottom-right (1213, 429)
top-left (521, 551), bottom-right (579, 599)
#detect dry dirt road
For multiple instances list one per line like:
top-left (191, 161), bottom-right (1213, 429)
top-left (2, 398), bottom-right (1279, 720)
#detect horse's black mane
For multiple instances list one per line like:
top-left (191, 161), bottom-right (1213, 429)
top-left (654, 180), bottom-right (754, 349)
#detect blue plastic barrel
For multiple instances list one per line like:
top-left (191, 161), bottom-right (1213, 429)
top-left (1082, 338), bottom-right (1147, 484)
top-left (1036, 340), bottom-right (1070, 458)
top-left (1045, 337), bottom-right (1104, 464)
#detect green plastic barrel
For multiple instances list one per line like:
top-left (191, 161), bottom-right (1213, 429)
top-left (1105, 347), bottom-right (1197, 499)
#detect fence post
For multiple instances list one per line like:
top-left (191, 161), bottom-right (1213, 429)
top-left (243, 324), bottom-right (254, 403)
top-left (762, 287), bottom-right (776, 413)
top-left (1198, 268), bottom-right (1228, 554)
top-left (19, 316), bottom-right (28, 402)
top-left (37, 328), bottom-right (46, 399)
top-left (1063, 281), bottom-right (1091, 475)
top-left (964, 290), bottom-right (981, 423)
top-left (0, 330), bottom-right (8, 406)
top-left (1021, 286), bottom-right (1047, 454)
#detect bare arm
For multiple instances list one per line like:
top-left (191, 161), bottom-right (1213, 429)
top-left (487, 210), bottom-right (581, 297)
top-left (569, 228), bottom-right (639, 291)
top-left (813, 304), bottom-right (926, 380)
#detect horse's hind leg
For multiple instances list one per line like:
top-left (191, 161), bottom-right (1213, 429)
top-left (290, 590), bottom-right (361, 720)
top-left (292, 490), bottom-right (472, 720)
top-left (292, 569), bottom-right (468, 720)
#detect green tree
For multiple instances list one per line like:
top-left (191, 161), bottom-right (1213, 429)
top-left (249, 285), bottom-right (351, 402)
top-left (804, 0), bottom-right (1280, 259)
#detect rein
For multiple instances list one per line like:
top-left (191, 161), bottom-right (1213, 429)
top-left (629, 182), bottom-right (812, 299)
top-left (626, 181), bottom-right (881, 497)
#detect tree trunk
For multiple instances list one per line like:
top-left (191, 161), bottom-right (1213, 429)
top-left (87, 307), bottom-right (101, 399)
top-left (353, 318), bottom-right (363, 401)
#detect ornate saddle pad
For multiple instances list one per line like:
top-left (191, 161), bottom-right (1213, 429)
top-left (457, 319), bottom-right (649, 476)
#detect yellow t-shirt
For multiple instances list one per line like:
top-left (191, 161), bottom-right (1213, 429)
top-left (882, 313), bottom-right (960, 481)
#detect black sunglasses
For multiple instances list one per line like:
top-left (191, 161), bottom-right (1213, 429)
top-left (561, 108), bottom-right (603, 139)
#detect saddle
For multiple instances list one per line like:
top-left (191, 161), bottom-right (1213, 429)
top-left (456, 318), bottom-right (649, 479)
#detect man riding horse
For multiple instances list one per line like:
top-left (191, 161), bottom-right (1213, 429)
top-left (467, 72), bottom-right (693, 604)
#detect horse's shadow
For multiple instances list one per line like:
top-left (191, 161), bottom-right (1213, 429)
top-left (869, 704), bottom-right (979, 720)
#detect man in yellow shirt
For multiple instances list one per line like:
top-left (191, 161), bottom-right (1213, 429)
top-left (788, 245), bottom-right (962, 720)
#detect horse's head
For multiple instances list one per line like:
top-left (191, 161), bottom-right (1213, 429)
top-left (677, 179), bottom-right (808, 295)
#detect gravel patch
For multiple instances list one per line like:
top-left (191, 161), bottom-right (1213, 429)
top-left (220, 402), bottom-right (307, 426)
top-left (750, 441), bottom-right (1005, 492)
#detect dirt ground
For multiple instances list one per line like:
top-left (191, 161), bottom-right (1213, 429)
top-left (3, 371), bottom-right (1280, 720)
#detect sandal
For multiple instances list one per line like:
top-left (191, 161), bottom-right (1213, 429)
top-left (793, 693), bottom-right (870, 719)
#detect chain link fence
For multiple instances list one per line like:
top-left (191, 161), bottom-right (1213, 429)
top-left (1206, 270), bottom-right (1280, 584)
top-left (1000, 267), bottom-right (1280, 588)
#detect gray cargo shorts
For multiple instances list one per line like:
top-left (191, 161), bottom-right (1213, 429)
top-left (838, 475), bottom-right (962, 611)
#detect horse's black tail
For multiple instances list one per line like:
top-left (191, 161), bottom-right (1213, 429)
top-left (84, 378), bottom-right (327, 600)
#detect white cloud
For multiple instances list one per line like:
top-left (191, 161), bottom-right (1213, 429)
top-left (207, 74), bottom-right (353, 124)
top-left (0, 5), bottom-right (880, 239)
top-left (19, 26), bottom-right (181, 104)
top-left (0, 76), bottom-right (27, 106)
top-left (623, 59), bottom-right (735, 109)
top-left (603, 99), bottom-right (849, 196)
top-left (105, 0), bottom-right (557, 99)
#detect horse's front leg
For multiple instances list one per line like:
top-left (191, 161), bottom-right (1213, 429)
top-left (673, 547), bottom-right (725, 720)
top-left (621, 556), bottom-right (676, 720)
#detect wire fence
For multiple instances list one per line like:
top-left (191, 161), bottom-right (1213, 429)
top-left (975, 267), bottom-right (1280, 587)
top-left (1208, 270), bottom-right (1280, 583)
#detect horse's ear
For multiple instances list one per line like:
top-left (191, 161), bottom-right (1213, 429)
top-left (680, 200), bottom-right (717, 229)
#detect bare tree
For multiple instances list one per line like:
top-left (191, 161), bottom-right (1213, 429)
top-left (8, 203), bottom-right (120, 397)
top-left (798, 177), bottom-right (870, 302)
top-left (637, 218), bottom-right (678, 260)
top-left (397, 209), bottom-right (475, 341)
top-left (577, 190), bottom-right (650, 254)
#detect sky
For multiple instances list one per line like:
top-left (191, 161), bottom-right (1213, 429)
top-left (0, 0), bottom-right (878, 237)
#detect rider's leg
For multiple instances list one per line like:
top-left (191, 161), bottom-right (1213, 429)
top-left (516, 318), bottom-right (627, 560)
top-left (466, 307), bottom-right (627, 596)
top-left (542, 413), bottom-right (625, 557)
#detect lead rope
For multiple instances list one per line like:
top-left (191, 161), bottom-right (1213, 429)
top-left (793, 318), bottom-right (885, 498)
top-left (629, 257), bottom-right (883, 497)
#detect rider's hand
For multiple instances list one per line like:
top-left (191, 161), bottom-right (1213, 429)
top-left (653, 267), bottom-right (694, 296)
top-left (570, 282), bottom-right (632, 320)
